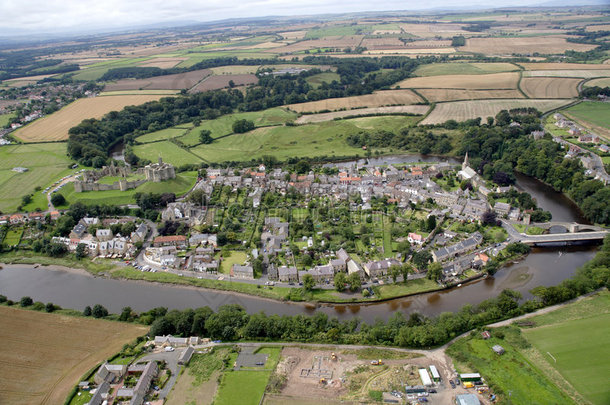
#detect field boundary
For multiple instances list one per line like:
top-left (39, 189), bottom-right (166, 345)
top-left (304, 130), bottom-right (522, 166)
top-left (517, 71), bottom-right (529, 99)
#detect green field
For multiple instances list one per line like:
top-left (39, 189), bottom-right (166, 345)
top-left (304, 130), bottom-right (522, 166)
top-left (132, 141), bottom-right (204, 166)
top-left (59, 171), bottom-right (198, 206)
top-left (563, 101), bottom-right (610, 131)
top-left (0, 143), bottom-right (75, 213)
top-left (414, 62), bottom-right (520, 77)
top-left (447, 327), bottom-right (574, 404)
top-left (218, 250), bottom-right (248, 274)
top-left (214, 370), bottom-right (271, 405)
top-left (521, 292), bottom-right (610, 405)
top-left (305, 25), bottom-right (369, 39)
top-left (71, 57), bottom-right (151, 81)
top-left (306, 72), bottom-right (341, 88)
top-left (0, 112), bottom-right (15, 127)
top-left (135, 127), bottom-right (190, 143)
top-left (2, 228), bottom-right (23, 247)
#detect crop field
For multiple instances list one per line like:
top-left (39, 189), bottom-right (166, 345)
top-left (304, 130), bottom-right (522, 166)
top-left (60, 171), bottom-right (198, 205)
top-left (584, 77), bottom-right (610, 87)
top-left (12, 95), bottom-right (163, 142)
top-left (562, 101), bottom-right (610, 138)
top-left (210, 65), bottom-right (261, 74)
top-left (413, 62), bottom-right (519, 76)
top-left (421, 99), bottom-right (573, 125)
top-left (417, 88), bottom-right (524, 102)
top-left (287, 90), bottom-right (422, 113)
top-left (103, 68), bottom-right (212, 91)
top-left (136, 57), bottom-right (187, 69)
top-left (521, 292), bottom-right (610, 405)
top-left (99, 89), bottom-right (180, 96)
top-left (462, 36), bottom-right (597, 55)
top-left (0, 143), bottom-right (74, 213)
top-left (294, 105), bottom-right (430, 123)
top-left (365, 48), bottom-right (456, 55)
top-left (360, 37), bottom-right (408, 49)
top-left (397, 72), bottom-right (519, 90)
top-left (267, 36), bottom-right (364, 54)
top-left (0, 306), bottom-right (146, 405)
top-left (399, 23), bottom-right (471, 37)
top-left (522, 69), bottom-right (610, 78)
top-left (520, 77), bottom-right (581, 99)
top-left (189, 73), bottom-right (258, 93)
top-left (189, 116), bottom-right (417, 163)
top-left (519, 62), bottom-right (610, 70)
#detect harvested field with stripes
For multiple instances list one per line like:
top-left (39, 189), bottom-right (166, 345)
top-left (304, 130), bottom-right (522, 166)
top-left (417, 89), bottom-right (524, 102)
top-left (521, 77), bottom-right (581, 99)
top-left (13, 95), bottom-right (164, 142)
top-left (397, 72), bottom-right (519, 89)
top-left (294, 105), bottom-right (430, 123)
top-left (103, 68), bottom-right (211, 91)
top-left (522, 70), bottom-right (610, 78)
top-left (461, 36), bottom-right (597, 55)
top-left (519, 63), bottom-right (610, 70)
top-left (287, 90), bottom-right (423, 113)
top-left (421, 99), bottom-right (573, 125)
top-left (584, 77), bottom-right (610, 87)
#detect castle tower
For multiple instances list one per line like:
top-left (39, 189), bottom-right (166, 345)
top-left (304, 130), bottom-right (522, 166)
top-left (462, 151), bottom-right (469, 170)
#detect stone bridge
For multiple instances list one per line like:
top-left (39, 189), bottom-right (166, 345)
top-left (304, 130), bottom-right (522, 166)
top-left (529, 222), bottom-right (606, 233)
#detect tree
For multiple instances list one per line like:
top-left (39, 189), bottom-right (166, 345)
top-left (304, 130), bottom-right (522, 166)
top-left (482, 210), bottom-right (498, 225)
top-left (347, 272), bottom-right (361, 292)
top-left (83, 305), bottom-right (92, 316)
top-left (51, 193), bottom-right (66, 206)
top-left (425, 215), bottom-right (437, 232)
top-left (75, 243), bottom-right (87, 259)
top-left (302, 274), bottom-right (315, 291)
top-left (45, 302), bottom-right (56, 312)
top-left (92, 304), bottom-right (108, 318)
top-left (199, 129), bottom-right (213, 144)
top-left (334, 272), bottom-right (347, 291)
top-left (120, 306), bottom-right (133, 322)
top-left (412, 250), bottom-right (432, 270)
top-left (400, 264), bottom-right (412, 282)
top-left (389, 265), bottom-right (401, 283)
top-left (427, 262), bottom-right (443, 282)
top-left (295, 160), bottom-right (311, 174)
top-left (20, 296), bottom-right (33, 307)
top-left (21, 194), bottom-right (32, 205)
top-left (232, 119), bottom-right (255, 133)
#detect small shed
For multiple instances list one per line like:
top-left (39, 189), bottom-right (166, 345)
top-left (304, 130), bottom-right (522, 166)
top-left (178, 346), bottom-right (195, 365)
top-left (492, 345), bottom-right (505, 355)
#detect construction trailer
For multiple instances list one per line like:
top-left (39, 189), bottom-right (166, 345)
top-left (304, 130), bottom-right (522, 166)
top-left (418, 368), bottom-right (433, 387)
top-left (429, 365), bottom-right (441, 381)
top-left (459, 373), bottom-right (482, 382)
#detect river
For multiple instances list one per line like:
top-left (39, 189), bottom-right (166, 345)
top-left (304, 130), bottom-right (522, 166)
top-left (0, 156), bottom-right (599, 322)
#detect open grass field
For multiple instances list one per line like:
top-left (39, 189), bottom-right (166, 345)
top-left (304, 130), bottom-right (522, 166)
top-left (0, 143), bottom-right (74, 213)
top-left (421, 99), bottom-right (573, 125)
top-left (12, 95), bottom-right (163, 142)
top-left (520, 291), bottom-right (610, 405)
top-left (416, 88), bottom-right (524, 102)
top-left (522, 69), bottom-right (610, 78)
top-left (189, 115), bottom-right (418, 163)
top-left (189, 73), bottom-right (258, 93)
top-left (397, 72), bottom-right (520, 90)
top-left (215, 370), bottom-right (271, 405)
top-left (413, 62), bottom-right (519, 76)
top-left (2, 227), bottom-right (23, 247)
top-left (287, 90), bottom-right (423, 113)
top-left (132, 141), bottom-right (204, 166)
top-left (294, 105), bottom-right (430, 123)
top-left (268, 36), bottom-right (364, 54)
top-left (305, 72), bottom-right (341, 87)
top-left (520, 77), bottom-right (581, 99)
top-left (136, 127), bottom-right (191, 143)
top-left (176, 51), bottom-right (279, 68)
top-left (461, 36), bottom-right (597, 55)
top-left (99, 89), bottom-right (180, 96)
top-left (562, 101), bottom-right (610, 139)
top-left (0, 112), bottom-right (15, 127)
top-left (447, 327), bottom-right (573, 405)
top-left (584, 77), bottom-right (610, 87)
top-left (136, 57), bottom-right (187, 69)
top-left (60, 171), bottom-right (198, 206)
top-left (0, 306), bottom-right (146, 405)
top-left (103, 68), bottom-right (212, 91)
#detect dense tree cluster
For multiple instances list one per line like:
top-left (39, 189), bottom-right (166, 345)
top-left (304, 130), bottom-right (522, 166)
top-left (580, 86), bottom-right (610, 99)
top-left (346, 128), bottom-right (453, 154)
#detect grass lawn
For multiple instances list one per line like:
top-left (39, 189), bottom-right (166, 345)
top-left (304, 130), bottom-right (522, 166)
top-left (68, 390), bottom-right (92, 405)
top-left (218, 250), bottom-right (248, 274)
top-left (214, 370), bottom-right (271, 405)
top-left (563, 101), bottom-right (610, 139)
top-left (447, 327), bottom-right (574, 405)
top-left (61, 171), bottom-right (198, 206)
top-left (0, 112), bottom-right (15, 127)
top-left (521, 291), bottom-right (610, 405)
top-left (2, 227), bottom-right (23, 247)
top-left (525, 226), bottom-right (545, 235)
top-left (376, 278), bottom-right (440, 299)
top-left (136, 127), bottom-right (190, 143)
top-left (132, 141), bottom-right (204, 166)
top-left (513, 224), bottom-right (527, 233)
top-left (0, 142), bottom-right (75, 213)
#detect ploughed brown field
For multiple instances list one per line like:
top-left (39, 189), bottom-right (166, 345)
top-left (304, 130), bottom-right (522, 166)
top-left (0, 306), bottom-right (147, 405)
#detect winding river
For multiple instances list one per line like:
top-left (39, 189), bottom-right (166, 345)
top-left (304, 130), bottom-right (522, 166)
top-left (0, 156), bottom-right (599, 322)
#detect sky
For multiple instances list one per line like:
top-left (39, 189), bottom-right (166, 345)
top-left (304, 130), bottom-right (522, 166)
top-left (0, 0), bottom-right (601, 35)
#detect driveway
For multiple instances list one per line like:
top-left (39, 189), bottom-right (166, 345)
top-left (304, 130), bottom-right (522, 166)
top-left (137, 350), bottom-right (182, 399)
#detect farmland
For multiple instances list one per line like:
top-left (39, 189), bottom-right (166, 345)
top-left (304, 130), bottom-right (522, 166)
top-left (584, 77), bottom-right (610, 87)
top-left (287, 90), bottom-right (422, 113)
top-left (520, 77), bottom-right (581, 99)
top-left (397, 72), bottom-right (519, 90)
top-left (103, 68), bottom-right (212, 91)
top-left (461, 36), bottom-right (597, 55)
top-left (421, 99), bottom-right (573, 125)
top-left (416, 89), bottom-right (524, 102)
top-left (521, 291), bottom-right (610, 405)
top-left (189, 73), bottom-right (258, 93)
top-left (522, 69), bottom-right (610, 78)
top-left (12, 95), bottom-right (164, 142)
top-left (562, 101), bottom-right (610, 138)
top-left (294, 105), bottom-right (429, 124)
top-left (210, 65), bottom-right (261, 75)
top-left (519, 63), bottom-right (610, 70)
top-left (0, 306), bottom-right (146, 405)
top-left (0, 143), bottom-right (74, 213)
top-left (413, 62), bottom-right (519, 76)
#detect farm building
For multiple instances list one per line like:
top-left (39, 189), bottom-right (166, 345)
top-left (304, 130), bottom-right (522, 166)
top-left (404, 385), bottom-right (428, 394)
top-left (429, 365), bottom-right (441, 381)
top-left (492, 345), bottom-right (505, 355)
top-left (418, 368), bottom-right (433, 386)
top-left (178, 346), bottom-right (195, 365)
top-left (455, 393), bottom-right (481, 405)
top-left (87, 381), bottom-right (110, 405)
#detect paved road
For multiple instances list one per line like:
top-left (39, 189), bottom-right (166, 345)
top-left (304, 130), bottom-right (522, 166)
top-left (137, 350), bottom-right (182, 399)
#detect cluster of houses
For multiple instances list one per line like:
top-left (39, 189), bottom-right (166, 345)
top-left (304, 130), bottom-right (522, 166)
top-left (85, 360), bottom-right (158, 405)
top-left (51, 217), bottom-right (148, 259)
top-left (0, 210), bottom-right (61, 225)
